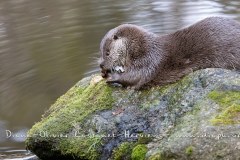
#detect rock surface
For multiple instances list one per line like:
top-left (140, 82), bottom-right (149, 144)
top-left (25, 69), bottom-right (240, 160)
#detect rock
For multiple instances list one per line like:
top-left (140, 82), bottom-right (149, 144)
top-left (25, 69), bottom-right (240, 160)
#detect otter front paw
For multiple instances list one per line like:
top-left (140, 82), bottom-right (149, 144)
top-left (106, 79), bottom-right (119, 84)
top-left (106, 73), bottom-right (119, 82)
top-left (106, 79), bottom-right (123, 87)
top-left (106, 73), bottom-right (122, 87)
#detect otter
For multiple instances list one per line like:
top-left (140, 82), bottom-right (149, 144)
top-left (99, 17), bottom-right (240, 89)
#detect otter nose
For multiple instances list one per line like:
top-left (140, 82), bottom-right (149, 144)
top-left (100, 63), bottom-right (104, 69)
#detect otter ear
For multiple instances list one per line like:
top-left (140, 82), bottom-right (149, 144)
top-left (113, 35), bottom-right (118, 40)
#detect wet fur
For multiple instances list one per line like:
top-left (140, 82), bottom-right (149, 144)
top-left (99, 17), bottom-right (240, 89)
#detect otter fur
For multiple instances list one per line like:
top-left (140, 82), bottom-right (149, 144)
top-left (99, 17), bottom-right (240, 89)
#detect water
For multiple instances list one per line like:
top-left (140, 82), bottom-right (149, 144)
top-left (0, 0), bottom-right (239, 159)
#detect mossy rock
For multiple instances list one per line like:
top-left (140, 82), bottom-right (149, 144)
top-left (26, 75), bottom-right (114, 159)
top-left (26, 69), bottom-right (240, 160)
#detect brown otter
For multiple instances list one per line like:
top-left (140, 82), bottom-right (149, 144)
top-left (99, 17), bottom-right (240, 89)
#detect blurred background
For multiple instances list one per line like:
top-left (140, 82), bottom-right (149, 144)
top-left (0, 0), bottom-right (239, 159)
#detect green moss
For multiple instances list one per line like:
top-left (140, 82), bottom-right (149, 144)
top-left (59, 137), bottom-right (102, 159)
top-left (111, 133), bottom-right (151, 160)
top-left (112, 142), bottom-right (135, 160)
top-left (211, 104), bottom-right (240, 125)
top-left (185, 146), bottom-right (194, 156)
top-left (131, 144), bottom-right (148, 160)
top-left (148, 153), bottom-right (162, 160)
top-left (208, 90), bottom-right (240, 125)
top-left (208, 91), bottom-right (240, 106)
top-left (26, 78), bottom-right (114, 159)
top-left (43, 85), bottom-right (86, 117)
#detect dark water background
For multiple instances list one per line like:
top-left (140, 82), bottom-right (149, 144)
top-left (0, 0), bottom-right (239, 159)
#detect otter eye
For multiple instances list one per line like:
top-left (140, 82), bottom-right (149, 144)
top-left (113, 35), bottom-right (118, 40)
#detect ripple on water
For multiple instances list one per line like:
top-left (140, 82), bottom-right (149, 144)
top-left (0, 148), bottom-right (38, 160)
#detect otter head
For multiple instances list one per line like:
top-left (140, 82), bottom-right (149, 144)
top-left (99, 24), bottom-right (150, 78)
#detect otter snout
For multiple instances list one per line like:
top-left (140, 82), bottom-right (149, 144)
top-left (101, 69), bottom-right (110, 78)
top-left (100, 63), bottom-right (104, 69)
top-left (99, 62), bottom-right (108, 78)
top-left (100, 65), bottom-right (111, 79)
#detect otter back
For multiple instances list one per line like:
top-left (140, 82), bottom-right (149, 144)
top-left (99, 17), bottom-right (240, 89)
